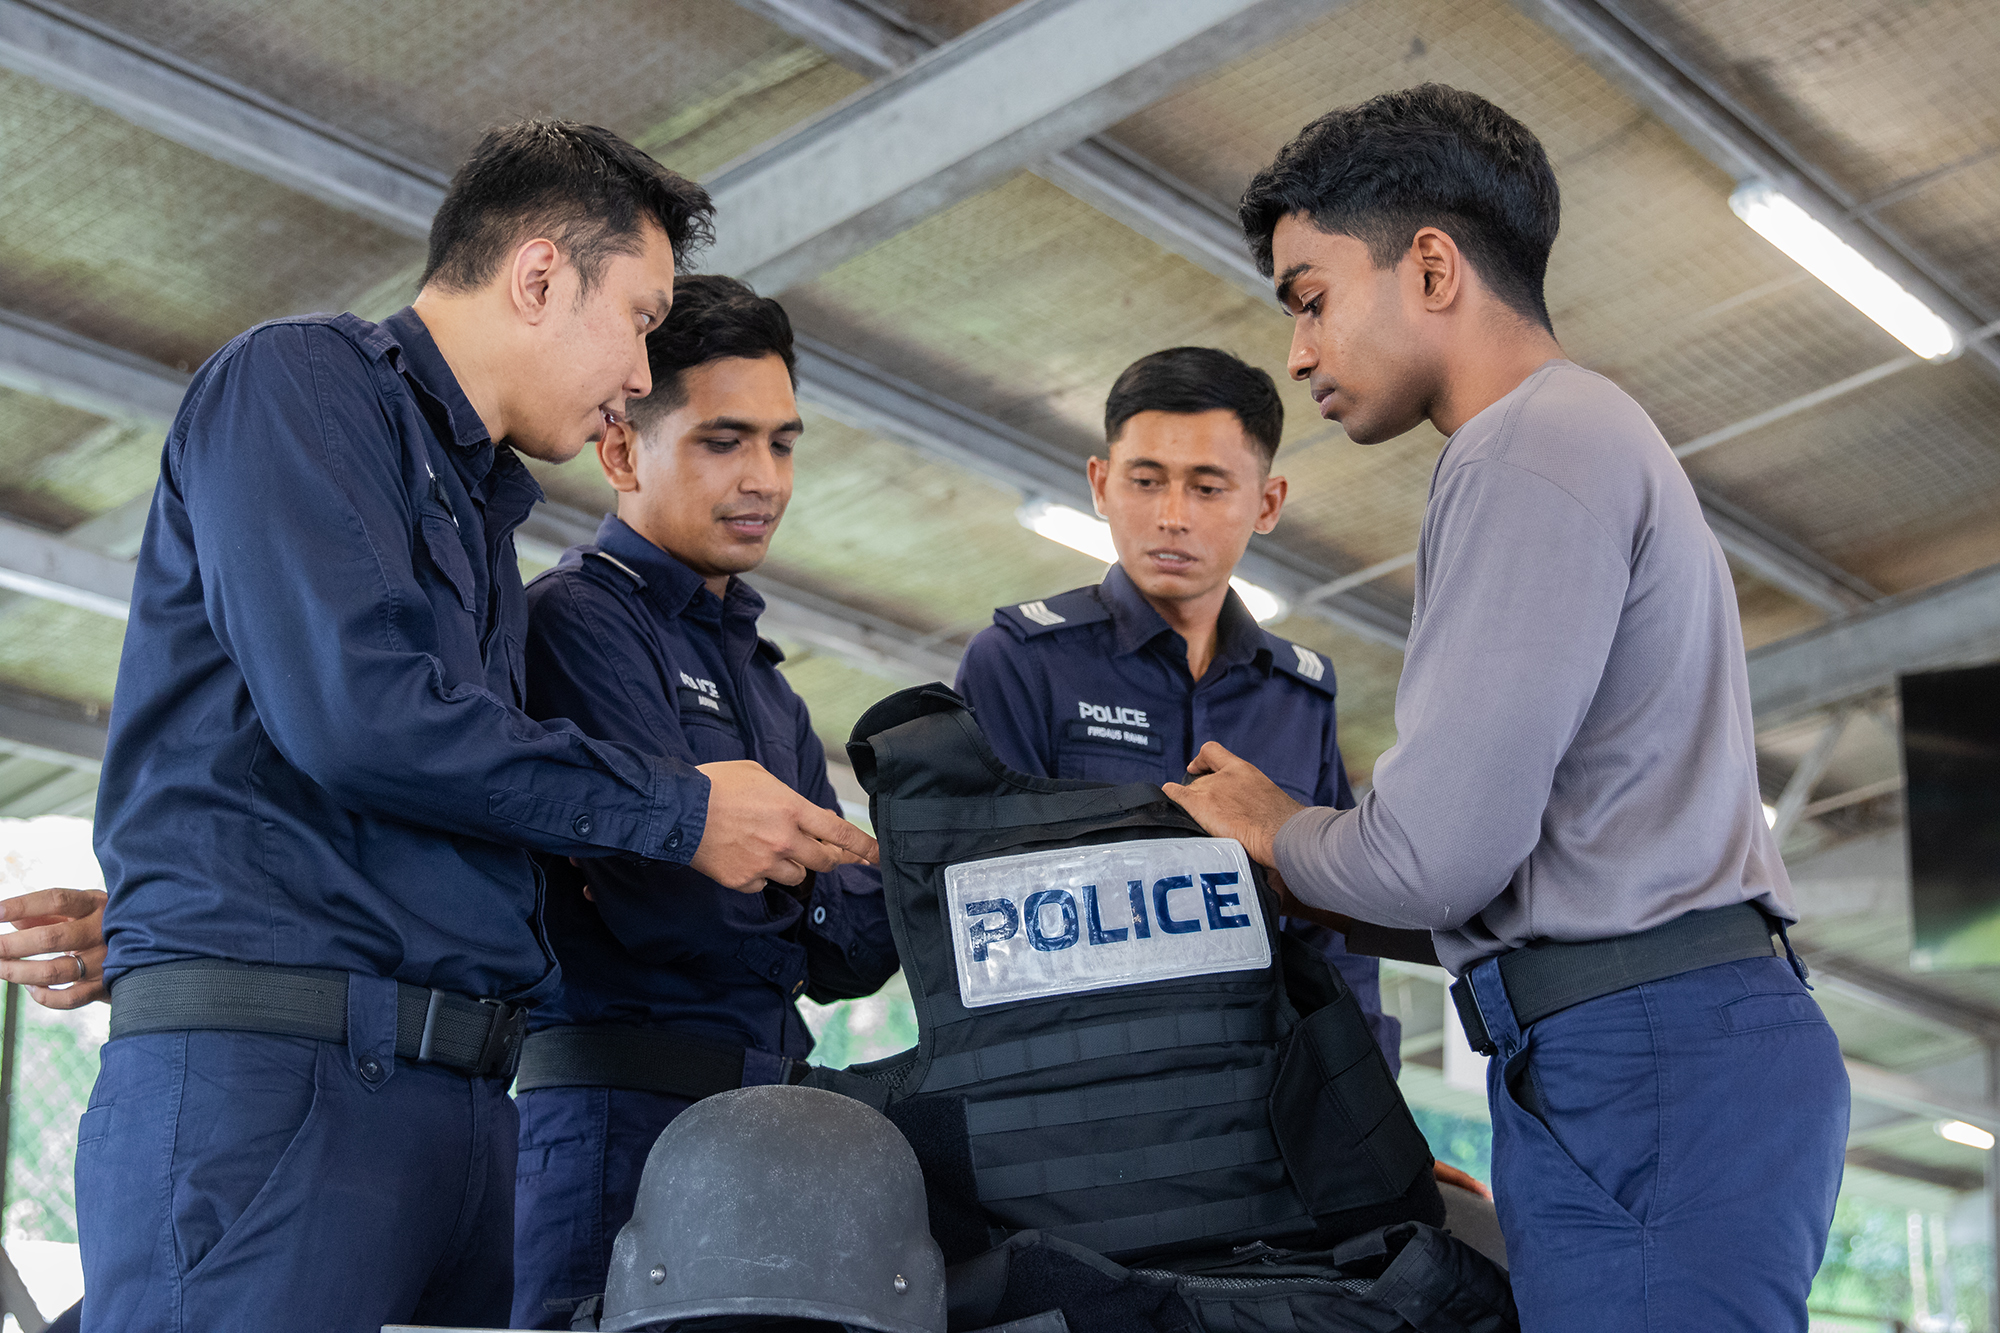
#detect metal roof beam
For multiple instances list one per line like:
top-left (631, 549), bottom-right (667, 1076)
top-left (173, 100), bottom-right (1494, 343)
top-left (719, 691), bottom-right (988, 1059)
top-left (0, 685), bottom-right (105, 768)
top-left (0, 307), bottom-right (189, 424)
top-left (1508, 0), bottom-right (2000, 379)
top-left (730, 0), bottom-right (1271, 300)
top-left (699, 0), bottom-right (1341, 293)
top-left (0, 0), bottom-right (445, 238)
top-left (1748, 561), bottom-right (2000, 727)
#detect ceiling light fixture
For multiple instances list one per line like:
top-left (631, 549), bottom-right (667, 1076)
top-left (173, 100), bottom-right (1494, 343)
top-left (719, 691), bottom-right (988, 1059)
top-left (1730, 182), bottom-right (1959, 361)
top-left (1015, 499), bottom-right (1290, 623)
top-left (1935, 1120), bottom-right (1995, 1152)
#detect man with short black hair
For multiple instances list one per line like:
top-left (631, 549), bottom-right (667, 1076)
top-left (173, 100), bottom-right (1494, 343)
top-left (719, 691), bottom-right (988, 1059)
top-left (82, 121), bottom-right (875, 1332)
top-left (956, 345), bottom-right (1409, 1073)
top-left (1168, 84), bottom-right (1847, 1330)
top-left (509, 275), bottom-right (899, 1328)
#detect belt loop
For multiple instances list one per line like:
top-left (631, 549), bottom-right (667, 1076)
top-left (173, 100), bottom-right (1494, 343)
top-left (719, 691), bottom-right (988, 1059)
top-left (1465, 957), bottom-right (1526, 1059)
top-left (1448, 976), bottom-right (1497, 1057)
top-left (346, 974), bottom-right (399, 1091)
top-left (417, 988), bottom-right (449, 1064)
top-left (1768, 914), bottom-right (1812, 988)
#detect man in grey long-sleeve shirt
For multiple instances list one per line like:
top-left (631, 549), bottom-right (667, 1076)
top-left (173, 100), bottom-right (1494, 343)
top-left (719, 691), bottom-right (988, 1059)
top-left (1167, 85), bottom-right (1848, 1332)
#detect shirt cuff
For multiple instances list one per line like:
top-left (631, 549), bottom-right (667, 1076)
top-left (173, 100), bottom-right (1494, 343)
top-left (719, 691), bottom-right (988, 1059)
top-left (647, 755), bottom-right (709, 865)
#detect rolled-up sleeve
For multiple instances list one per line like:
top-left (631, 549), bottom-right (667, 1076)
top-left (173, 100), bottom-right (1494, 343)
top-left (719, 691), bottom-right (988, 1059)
top-left (1274, 459), bottom-right (1628, 930)
top-left (173, 325), bottom-right (708, 862)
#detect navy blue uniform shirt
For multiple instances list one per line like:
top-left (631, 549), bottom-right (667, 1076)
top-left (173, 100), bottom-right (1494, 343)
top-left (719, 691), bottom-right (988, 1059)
top-left (522, 517), bottom-right (898, 1056)
top-left (95, 309), bottom-right (710, 1001)
top-left (955, 563), bottom-right (1401, 1068)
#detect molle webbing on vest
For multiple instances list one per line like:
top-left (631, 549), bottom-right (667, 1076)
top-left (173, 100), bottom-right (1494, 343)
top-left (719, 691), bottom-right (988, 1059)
top-left (924, 1008), bottom-right (1271, 1090)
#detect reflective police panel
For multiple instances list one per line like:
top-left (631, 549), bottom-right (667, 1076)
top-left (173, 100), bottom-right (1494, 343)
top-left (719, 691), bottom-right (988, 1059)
top-left (944, 837), bottom-right (1270, 1008)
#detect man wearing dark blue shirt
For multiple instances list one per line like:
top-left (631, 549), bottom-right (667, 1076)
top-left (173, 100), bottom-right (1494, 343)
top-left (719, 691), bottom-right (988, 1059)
top-left (510, 276), bottom-right (899, 1327)
top-left (81, 122), bottom-right (875, 1333)
top-left (957, 349), bottom-right (1485, 1198)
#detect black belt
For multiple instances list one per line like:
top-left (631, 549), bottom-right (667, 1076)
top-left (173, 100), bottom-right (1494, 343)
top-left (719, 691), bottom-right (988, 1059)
top-left (1449, 903), bottom-right (1788, 1057)
top-left (108, 960), bottom-right (529, 1080)
top-left (514, 1025), bottom-right (808, 1101)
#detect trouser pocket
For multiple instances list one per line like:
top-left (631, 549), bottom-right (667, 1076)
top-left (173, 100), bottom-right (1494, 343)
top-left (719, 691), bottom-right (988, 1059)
top-left (1269, 995), bottom-right (1439, 1236)
top-left (170, 1032), bottom-right (326, 1279)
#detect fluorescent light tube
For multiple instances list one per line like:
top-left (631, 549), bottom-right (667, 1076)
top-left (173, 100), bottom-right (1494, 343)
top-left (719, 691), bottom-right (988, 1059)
top-left (1015, 498), bottom-right (1118, 564)
top-left (1014, 499), bottom-right (1290, 623)
top-left (1731, 181), bottom-right (1958, 360)
top-left (1935, 1119), bottom-right (1995, 1151)
top-left (1227, 578), bottom-right (1290, 624)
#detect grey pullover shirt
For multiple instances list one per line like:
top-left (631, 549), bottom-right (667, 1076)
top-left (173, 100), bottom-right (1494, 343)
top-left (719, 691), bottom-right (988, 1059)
top-left (1273, 360), bottom-right (1794, 976)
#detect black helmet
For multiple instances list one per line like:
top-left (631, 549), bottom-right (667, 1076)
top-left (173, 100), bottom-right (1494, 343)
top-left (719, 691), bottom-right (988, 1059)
top-left (599, 1085), bottom-right (946, 1333)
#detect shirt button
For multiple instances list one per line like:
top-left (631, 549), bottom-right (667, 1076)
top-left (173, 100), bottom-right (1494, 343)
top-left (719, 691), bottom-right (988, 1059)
top-left (664, 829), bottom-right (682, 852)
top-left (572, 813), bottom-right (594, 838)
top-left (359, 1057), bottom-right (384, 1082)
top-left (811, 906), bottom-right (827, 926)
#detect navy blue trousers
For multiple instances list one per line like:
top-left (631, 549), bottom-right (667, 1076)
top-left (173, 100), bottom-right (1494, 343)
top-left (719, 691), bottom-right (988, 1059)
top-left (76, 1030), bottom-right (516, 1333)
top-left (511, 1085), bottom-right (692, 1329)
top-left (1471, 954), bottom-right (1849, 1332)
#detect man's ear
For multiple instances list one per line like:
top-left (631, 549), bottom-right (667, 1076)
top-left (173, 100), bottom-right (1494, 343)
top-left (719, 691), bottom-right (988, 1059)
top-left (1409, 227), bottom-right (1463, 312)
top-left (1254, 473), bottom-right (1287, 535)
top-left (509, 237), bottom-right (562, 325)
top-left (597, 419), bottom-right (642, 494)
top-left (1086, 454), bottom-right (1111, 518)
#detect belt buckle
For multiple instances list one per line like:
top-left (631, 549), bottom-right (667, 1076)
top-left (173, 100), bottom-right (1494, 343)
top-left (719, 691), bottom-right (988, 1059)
top-left (477, 999), bottom-right (528, 1081)
top-left (1448, 975), bottom-right (1498, 1057)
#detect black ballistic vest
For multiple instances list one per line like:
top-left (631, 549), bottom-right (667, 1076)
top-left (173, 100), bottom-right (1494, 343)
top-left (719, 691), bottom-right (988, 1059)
top-left (811, 685), bottom-right (1443, 1266)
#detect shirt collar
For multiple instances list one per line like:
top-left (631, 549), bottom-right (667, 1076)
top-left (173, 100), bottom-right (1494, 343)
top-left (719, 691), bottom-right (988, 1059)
top-left (1100, 563), bottom-right (1268, 670)
top-left (592, 515), bottom-right (766, 624)
top-left (379, 307), bottom-right (492, 453)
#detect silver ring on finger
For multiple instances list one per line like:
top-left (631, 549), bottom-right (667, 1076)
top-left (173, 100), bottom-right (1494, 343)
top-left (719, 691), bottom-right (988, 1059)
top-left (66, 951), bottom-right (86, 982)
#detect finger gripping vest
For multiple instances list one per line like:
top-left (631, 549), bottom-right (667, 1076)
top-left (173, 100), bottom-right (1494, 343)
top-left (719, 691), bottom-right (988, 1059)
top-left (813, 685), bottom-right (1441, 1265)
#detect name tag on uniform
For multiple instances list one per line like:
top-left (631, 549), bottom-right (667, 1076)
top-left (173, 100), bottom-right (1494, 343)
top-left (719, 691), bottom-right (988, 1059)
top-left (677, 686), bottom-right (736, 723)
top-left (943, 838), bottom-right (1269, 1008)
top-left (1061, 719), bottom-right (1163, 753)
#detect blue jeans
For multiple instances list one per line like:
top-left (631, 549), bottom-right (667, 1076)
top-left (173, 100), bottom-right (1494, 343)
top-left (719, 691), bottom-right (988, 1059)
top-left (76, 1029), bottom-right (516, 1333)
top-left (1470, 953), bottom-right (1849, 1332)
top-left (511, 1085), bottom-right (692, 1329)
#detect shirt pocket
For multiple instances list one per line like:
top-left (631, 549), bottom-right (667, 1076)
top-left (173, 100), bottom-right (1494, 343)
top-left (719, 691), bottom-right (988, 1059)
top-left (680, 712), bottom-right (746, 765)
top-left (417, 506), bottom-right (478, 614)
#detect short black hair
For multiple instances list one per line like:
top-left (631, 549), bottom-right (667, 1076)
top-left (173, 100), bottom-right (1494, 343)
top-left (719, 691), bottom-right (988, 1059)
top-left (421, 119), bottom-right (713, 296)
top-left (1104, 347), bottom-right (1284, 468)
top-left (625, 275), bottom-right (798, 434)
top-left (1240, 84), bottom-right (1560, 331)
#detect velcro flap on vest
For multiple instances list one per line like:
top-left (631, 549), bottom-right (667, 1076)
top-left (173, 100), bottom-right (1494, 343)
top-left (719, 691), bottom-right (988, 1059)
top-left (944, 838), bottom-right (1270, 1009)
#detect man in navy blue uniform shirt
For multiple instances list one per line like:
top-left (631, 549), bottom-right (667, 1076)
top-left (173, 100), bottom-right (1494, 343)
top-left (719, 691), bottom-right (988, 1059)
top-left (956, 348), bottom-right (1492, 1201)
top-left (510, 276), bottom-right (899, 1327)
top-left (81, 122), bottom-right (875, 1333)
top-left (956, 347), bottom-right (1406, 1071)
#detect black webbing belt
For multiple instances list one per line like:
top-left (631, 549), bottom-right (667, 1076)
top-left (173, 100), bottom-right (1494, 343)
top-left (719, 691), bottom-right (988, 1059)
top-left (1449, 902), bottom-right (1787, 1056)
top-left (514, 1025), bottom-right (808, 1100)
top-left (108, 959), bottom-right (529, 1079)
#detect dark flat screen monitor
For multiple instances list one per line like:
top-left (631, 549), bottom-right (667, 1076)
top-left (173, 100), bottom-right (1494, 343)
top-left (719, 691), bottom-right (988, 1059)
top-left (1902, 660), bottom-right (2000, 972)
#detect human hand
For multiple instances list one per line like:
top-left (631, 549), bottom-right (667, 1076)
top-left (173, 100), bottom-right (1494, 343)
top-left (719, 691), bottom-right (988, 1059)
top-left (1433, 1161), bottom-right (1492, 1199)
top-left (690, 761), bottom-right (879, 894)
top-left (1162, 742), bottom-right (1304, 867)
top-left (0, 887), bottom-right (109, 1009)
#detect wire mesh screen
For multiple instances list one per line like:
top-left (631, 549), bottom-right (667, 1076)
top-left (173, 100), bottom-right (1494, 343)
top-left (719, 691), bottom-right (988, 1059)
top-left (2, 992), bottom-right (101, 1247)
